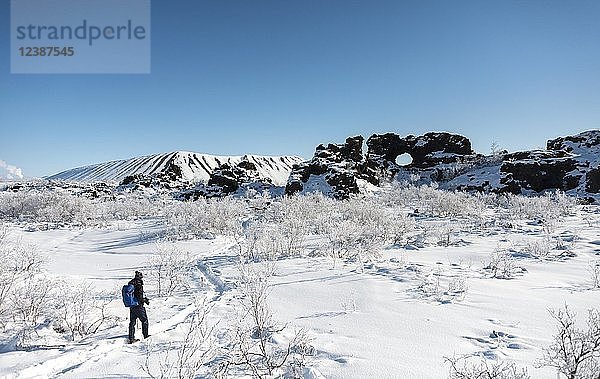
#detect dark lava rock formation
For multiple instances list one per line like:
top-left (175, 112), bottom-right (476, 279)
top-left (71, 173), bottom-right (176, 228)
top-left (287, 130), bottom-right (600, 202)
top-left (367, 132), bottom-right (475, 169)
top-left (286, 132), bottom-right (478, 199)
top-left (176, 160), bottom-right (276, 200)
top-left (120, 161), bottom-right (186, 190)
top-left (498, 150), bottom-right (579, 194)
top-left (495, 131), bottom-right (600, 198)
top-left (285, 136), bottom-right (379, 199)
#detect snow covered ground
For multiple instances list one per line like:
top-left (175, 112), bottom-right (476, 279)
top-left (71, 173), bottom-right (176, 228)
top-left (0, 188), bottom-right (599, 378)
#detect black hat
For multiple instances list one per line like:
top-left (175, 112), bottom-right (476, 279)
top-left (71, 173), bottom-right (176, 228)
top-left (135, 271), bottom-right (143, 278)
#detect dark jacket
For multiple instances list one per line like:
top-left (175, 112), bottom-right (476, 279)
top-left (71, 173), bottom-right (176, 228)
top-left (128, 277), bottom-right (144, 306)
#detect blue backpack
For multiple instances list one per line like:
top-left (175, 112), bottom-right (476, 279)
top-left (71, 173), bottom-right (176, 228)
top-left (122, 284), bottom-right (139, 307)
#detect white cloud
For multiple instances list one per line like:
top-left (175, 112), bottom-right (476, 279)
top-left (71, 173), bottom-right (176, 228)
top-left (0, 160), bottom-right (24, 180)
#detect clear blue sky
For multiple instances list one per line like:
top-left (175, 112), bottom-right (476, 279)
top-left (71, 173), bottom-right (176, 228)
top-left (1, 0), bottom-right (599, 177)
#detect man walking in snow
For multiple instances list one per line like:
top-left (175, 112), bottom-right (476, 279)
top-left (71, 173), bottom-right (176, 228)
top-left (128, 271), bottom-right (150, 343)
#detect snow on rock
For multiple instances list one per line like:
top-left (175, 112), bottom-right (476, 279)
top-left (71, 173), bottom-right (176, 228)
top-left (286, 136), bottom-right (379, 199)
top-left (288, 130), bottom-right (600, 202)
top-left (493, 131), bottom-right (600, 201)
top-left (287, 132), bottom-right (478, 199)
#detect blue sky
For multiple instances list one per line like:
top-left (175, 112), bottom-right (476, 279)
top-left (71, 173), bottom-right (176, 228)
top-left (1, 0), bottom-right (599, 177)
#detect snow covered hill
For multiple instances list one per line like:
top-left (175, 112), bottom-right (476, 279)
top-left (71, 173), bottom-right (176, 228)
top-left (45, 152), bottom-right (304, 186)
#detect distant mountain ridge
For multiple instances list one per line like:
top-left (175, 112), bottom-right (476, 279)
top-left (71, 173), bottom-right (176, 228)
top-left (46, 151), bottom-right (304, 186)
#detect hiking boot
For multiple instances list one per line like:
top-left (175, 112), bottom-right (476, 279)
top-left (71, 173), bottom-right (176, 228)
top-left (128, 338), bottom-right (140, 344)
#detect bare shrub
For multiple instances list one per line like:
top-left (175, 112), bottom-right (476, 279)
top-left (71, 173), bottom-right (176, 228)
top-left (434, 222), bottom-right (457, 247)
top-left (314, 199), bottom-right (387, 270)
top-left (0, 239), bottom-right (46, 330)
top-left (521, 238), bottom-right (553, 260)
top-left (485, 249), bottom-right (523, 279)
top-left (143, 299), bottom-right (217, 379)
top-left (10, 275), bottom-right (56, 347)
top-left (284, 328), bottom-right (316, 379)
top-left (340, 291), bottom-right (358, 314)
top-left (447, 277), bottom-right (469, 299)
top-left (51, 281), bottom-right (115, 341)
top-left (445, 355), bottom-right (529, 379)
top-left (504, 191), bottom-right (576, 229)
top-left (386, 212), bottom-right (416, 246)
top-left (415, 270), bottom-right (468, 304)
top-left (221, 263), bottom-right (313, 378)
top-left (148, 242), bottom-right (194, 297)
top-left (539, 305), bottom-right (600, 379)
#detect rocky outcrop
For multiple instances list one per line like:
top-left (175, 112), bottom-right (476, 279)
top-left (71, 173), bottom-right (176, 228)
top-left (547, 130), bottom-right (600, 153)
top-left (442, 130), bottom-right (600, 201)
top-left (586, 166), bottom-right (600, 193)
top-left (289, 130), bottom-right (600, 202)
top-left (208, 161), bottom-right (271, 194)
top-left (177, 160), bottom-right (277, 200)
top-left (120, 160), bottom-right (187, 190)
top-left (494, 131), bottom-right (600, 197)
top-left (367, 132), bottom-right (474, 169)
top-left (286, 132), bottom-right (478, 199)
top-left (0, 180), bottom-right (115, 199)
top-left (285, 136), bottom-right (379, 199)
top-left (499, 151), bottom-right (579, 194)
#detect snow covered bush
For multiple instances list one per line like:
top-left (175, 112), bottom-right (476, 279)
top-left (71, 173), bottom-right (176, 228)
top-left (0, 190), bottom-right (113, 227)
top-left (433, 222), bottom-right (458, 247)
top-left (37, 192), bottom-right (87, 224)
top-left (539, 305), bottom-right (600, 379)
top-left (143, 298), bottom-right (217, 379)
top-left (313, 198), bottom-right (388, 270)
top-left (101, 194), bottom-right (160, 221)
top-left (485, 249), bottom-right (523, 279)
top-left (414, 270), bottom-right (468, 304)
top-left (164, 198), bottom-right (247, 240)
top-left (0, 191), bottom-right (39, 220)
top-left (220, 263), bottom-right (312, 378)
top-left (164, 200), bottom-right (214, 239)
top-left (445, 355), bottom-right (529, 379)
top-left (504, 191), bottom-right (577, 230)
top-left (235, 220), bottom-right (268, 261)
top-left (385, 211), bottom-right (417, 246)
top-left (518, 237), bottom-right (576, 262)
top-left (379, 183), bottom-right (487, 219)
top-left (235, 218), bottom-right (305, 262)
top-left (147, 242), bottom-right (195, 297)
top-left (521, 238), bottom-right (553, 260)
top-left (205, 197), bottom-right (248, 237)
top-left (9, 274), bottom-right (56, 347)
top-left (265, 196), bottom-right (313, 257)
top-left (51, 281), bottom-right (114, 341)
top-left (0, 238), bottom-right (46, 330)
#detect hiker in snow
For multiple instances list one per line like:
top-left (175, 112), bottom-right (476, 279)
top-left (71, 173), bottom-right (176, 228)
top-left (127, 270), bottom-right (150, 343)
